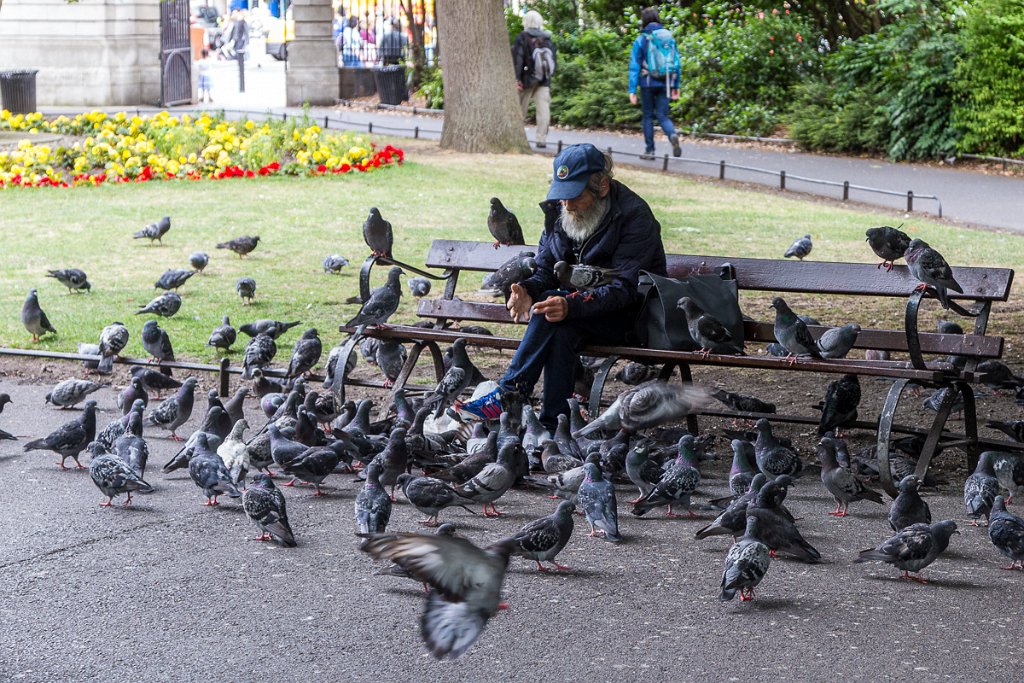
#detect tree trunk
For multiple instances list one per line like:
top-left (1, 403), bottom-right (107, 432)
top-left (437, 0), bottom-right (528, 153)
top-left (399, 0), bottom-right (426, 89)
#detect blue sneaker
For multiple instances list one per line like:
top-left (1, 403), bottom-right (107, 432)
top-left (452, 386), bottom-right (504, 421)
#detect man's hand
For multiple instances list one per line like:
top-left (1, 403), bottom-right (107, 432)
top-left (670, 88), bottom-right (680, 101)
top-left (507, 282), bottom-right (533, 322)
top-left (533, 295), bottom-right (568, 323)
top-left (629, 92), bottom-right (638, 106)
top-left (516, 80), bottom-right (524, 92)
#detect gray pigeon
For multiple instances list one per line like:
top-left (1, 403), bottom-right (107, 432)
top-left (905, 239), bottom-right (963, 310)
top-left (239, 319), bottom-right (301, 339)
top-left (865, 225), bottom-right (911, 271)
top-left (141, 319), bottom-right (175, 366)
top-left (129, 366), bottom-right (182, 397)
top-left (818, 436), bottom-right (884, 516)
top-left (752, 418), bottom-right (803, 477)
top-left (976, 360), bottom-right (1024, 392)
top-left (375, 340), bottom-right (408, 387)
top-left (573, 380), bottom-right (709, 437)
top-left (362, 207), bottom-right (393, 258)
top-left (144, 377), bottom-right (198, 441)
top-left (817, 374), bottom-right (861, 437)
top-left (398, 473), bottom-right (476, 526)
top-left (988, 496), bottom-right (1024, 570)
top-left (46, 268), bottom-right (91, 293)
top-left (784, 234), bottom-right (812, 260)
top-left (486, 197), bottom-right (524, 248)
top-left (554, 261), bottom-right (619, 297)
top-left (408, 277), bottom-right (431, 297)
top-left (23, 400), bottom-right (97, 469)
top-left (711, 389), bottom-right (776, 416)
top-left (614, 362), bottom-right (659, 386)
top-left (207, 315), bottom-right (237, 351)
top-left (816, 323), bottom-right (861, 359)
top-left (426, 339), bottom-right (476, 417)
top-left (456, 442), bottom-right (517, 517)
top-left (22, 288), bottom-right (57, 341)
top-left (632, 435), bottom-right (701, 518)
top-left (78, 343), bottom-right (102, 372)
top-left (359, 531), bottom-right (517, 659)
top-left (282, 443), bottom-right (346, 495)
top-left (323, 254), bottom-right (350, 273)
top-left (578, 461), bottom-right (621, 542)
top-left (720, 515), bottom-right (772, 602)
top-left (889, 475), bottom-right (931, 531)
top-left (696, 474), bottom-right (768, 540)
top-left (855, 520), bottom-right (959, 583)
top-left (242, 333), bottom-right (277, 380)
top-left (964, 451), bottom-right (1000, 524)
top-left (154, 268), bottom-right (195, 291)
top-left (89, 451), bottom-right (153, 507)
top-left (97, 321), bottom-right (129, 374)
top-left (677, 297), bottom-right (743, 356)
top-left (236, 277), bottom-right (257, 305)
top-left (923, 386), bottom-right (964, 414)
top-left (189, 251), bottom-right (209, 273)
top-left (285, 328), bottom-right (322, 379)
top-left (217, 235), bottom-right (261, 258)
top-left (133, 216), bottom-right (171, 244)
top-left (46, 379), bottom-right (104, 409)
top-left (480, 251), bottom-right (537, 298)
top-left (745, 480), bottom-right (822, 563)
top-left (993, 453), bottom-right (1024, 504)
top-left (770, 297), bottom-right (821, 360)
top-left (502, 500), bottom-right (575, 572)
top-left (136, 291), bottom-right (181, 317)
top-left (188, 433), bottom-right (242, 505)
top-left (345, 266), bottom-right (403, 327)
top-left (355, 460), bottom-right (393, 535)
top-left (727, 439), bottom-right (759, 497)
top-left (243, 473), bottom-right (296, 546)
top-left (222, 386), bottom-right (249, 427)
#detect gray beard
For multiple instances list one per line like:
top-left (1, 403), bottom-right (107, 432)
top-left (560, 196), bottom-right (609, 243)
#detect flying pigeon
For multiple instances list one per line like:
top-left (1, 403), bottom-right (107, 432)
top-left (988, 496), bottom-right (1024, 570)
top-left (242, 333), bottom-right (277, 380)
top-left (23, 400), bottom-right (97, 469)
top-left (362, 207), bottom-right (394, 258)
top-left (133, 216), bottom-right (171, 244)
top-left (578, 461), bottom-right (622, 541)
top-left (97, 321), bottom-right (129, 374)
top-left (408, 277), bottom-right (431, 298)
top-left (188, 433), bottom-right (243, 506)
top-left (502, 500), bottom-right (575, 572)
top-left (217, 235), bottom-right (261, 258)
top-left (480, 252), bottom-right (537, 298)
top-left (207, 315), bottom-right (237, 352)
top-left (487, 197), bottom-right (524, 248)
top-left (720, 515), bottom-right (772, 602)
top-left (855, 520), bottom-right (958, 583)
top-left (784, 234), bottom-right (812, 260)
top-left (323, 254), bottom-right (350, 273)
top-left (346, 267), bottom-right (403, 327)
top-left (236, 277), bottom-right (257, 305)
top-left (770, 297), bottom-right (821, 361)
top-left (22, 288), bottom-right (57, 342)
top-left (89, 452), bottom-right (153, 507)
top-left (398, 473), bottom-right (476, 526)
top-left (46, 268), bottom-right (91, 293)
top-left (144, 377), bottom-right (198, 441)
top-left (889, 475), bottom-right (931, 531)
top-left (816, 323), bottom-right (861, 359)
top-left (141, 319), bottom-right (175, 367)
top-left (355, 460), bottom-right (393, 535)
top-left (865, 225), bottom-right (911, 271)
top-left (154, 268), bottom-right (196, 291)
top-left (904, 239), bottom-right (964, 310)
top-left (817, 436), bottom-right (884, 516)
top-left (711, 389), bottom-right (776, 416)
top-left (817, 374), bottom-right (861, 437)
top-left (632, 435), bottom-right (701, 518)
top-left (677, 297), bottom-right (743, 356)
top-left (136, 291), bottom-right (182, 317)
top-left (189, 251), bottom-right (209, 273)
top-left (45, 378), bottom-right (104, 409)
top-left (285, 328), bottom-right (322, 379)
top-left (243, 473), bottom-right (297, 546)
top-left (239, 319), bottom-right (301, 339)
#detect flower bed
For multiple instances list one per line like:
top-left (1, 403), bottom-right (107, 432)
top-left (0, 110), bottom-right (404, 188)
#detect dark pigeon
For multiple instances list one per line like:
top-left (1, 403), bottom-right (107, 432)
top-left (236, 277), bottom-right (257, 305)
top-left (855, 520), bottom-right (958, 583)
top-left (46, 268), bottom-right (91, 293)
top-left (355, 460), bottom-right (392, 535)
top-left (554, 260), bottom-right (619, 295)
top-left (398, 473), bottom-right (476, 526)
top-left (711, 389), bottom-right (776, 416)
top-left (614, 362), bottom-right (659, 386)
top-left (745, 478), bottom-right (822, 563)
top-left (817, 374), bottom-right (861, 436)
top-left (242, 333), bottom-right (277, 380)
top-left (905, 239), bottom-right (964, 310)
top-left (578, 461), bottom-right (621, 542)
top-left (188, 433), bottom-right (242, 505)
top-left (362, 207), bottom-right (393, 258)
top-left (866, 225), bottom-right (911, 271)
top-left (136, 291), bottom-right (181, 318)
top-left (720, 515), bottom-right (772, 602)
top-left (133, 216), bottom-right (171, 244)
top-left (285, 328), bottom-right (322, 379)
top-left (22, 288), bottom-right (57, 341)
top-left (375, 340), bottom-right (408, 388)
top-left (502, 500), bottom-right (575, 572)
top-left (239, 319), bottom-right (301, 340)
top-left (243, 473), bottom-right (297, 546)
top-left (283, 443), bottom-right (345, 496)
top-left (486, 197), bottom-right (524, 248)
top-left (144, 377), bottom-right (198, 441)
top-left (988, 496), bottom-right (1024, 570)
top-left (889, 475), bottom-right (931, 532)
top-left (217, 235), bottom-right (261, 258)
top-left (632, 435), bottom-right (701, 518)
top-left (154, 268), bottom-right (196, 291)
top-left (678, 297), bottom-right (743, 356)
top-left (964, 451), bottom-right (1000, 525)
top-left (817, 435), bottom-right (884, 516)
top-left (207, 315), bottom-right (237, 351)
top-left (696, 474), bottom-right (768, 540)
top-left (141, 320), bottom-right (175, 368)
top-left (480, 251), bottom-right (537, 298)
top-left (130, 366), bottom-right (182, 396)
top-left (23, 400), bottom-right (97, 469)
top-left (770, 297), bottom-right (820, 360)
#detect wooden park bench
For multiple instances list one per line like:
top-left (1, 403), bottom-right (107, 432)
top-left (339, 239), bottom-right (1017, 497)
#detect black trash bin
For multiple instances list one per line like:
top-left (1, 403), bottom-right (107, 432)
top-left (0, 70), bottom-right (39, 114)
top-left (374, 65), bottom-right (407, 105)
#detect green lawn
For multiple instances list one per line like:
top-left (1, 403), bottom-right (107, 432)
top-left (1, 138), bottom-right (1021, 364)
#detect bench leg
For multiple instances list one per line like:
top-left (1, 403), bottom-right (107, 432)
top-left (331, 332), bottom-right (366, 406)
top-left (915, 384), bottom-right (962, 485)
top-left (588, 355), bottom-right (619, 416)
top-left (959, 382), bottom-right (980, 473)
top-left (877, 378), bottom-right (911, 498)
top-left (377, 340), bottom-right (444, 422)
top-left (676, 362), bottom-right (699, 436)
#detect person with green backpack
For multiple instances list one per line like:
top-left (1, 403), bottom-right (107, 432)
top-left (628, 7), bottom-right (682, 160)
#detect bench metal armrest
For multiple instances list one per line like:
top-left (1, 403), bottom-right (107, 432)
top-left (358, 254), bottom-right (453, 302)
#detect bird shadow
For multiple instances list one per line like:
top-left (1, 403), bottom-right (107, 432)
top-left (863, 574), bottom-right (987, 590)
top-left (508, 566), bottom-right (600, 579)
top-left (729, 596), bottom-right (797, 611)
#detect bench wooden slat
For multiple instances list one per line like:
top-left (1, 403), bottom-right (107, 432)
top-left (425, 240), bottom-right (1014, 301)
top-left (415, 299), bottom-right (1003, 358)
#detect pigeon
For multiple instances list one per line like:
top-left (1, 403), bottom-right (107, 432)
top-left (44, 379), bottom-right (103, 409)
top-left (362, 207), bottom-right (393, 258)
top-left (323, 254), bottom-right (350, 273)
top-left (242, 333), bottom-right (277, 380)
top-left (129, 366), bottom-right (182, 396)
top-left (408, 277), bottom-right (431, 297)
top-left (24, 400), bottom-right (97, 469)
top-left (993, 453), bottom-right (1024, 504)
top-left (486, 197), bottom-right (524, 248)
top-left (577, 462), bottom-right (622, 541)
top-left (239, 319), bottom-right (301, 339)
top-left (346, 266), bottom-right (403, 328)
top-left (784, 234), bottom-right (813, 260)
top-left (141, 320), bottom-right (175, 368)
top-left (217, 235), bottom-right (261, 258)
top-left (427, 339), bottom-right (478, 417)
top-left (865, 225), bottom-right (911, 271)
top-left (355, 460), bottom-right (393, 535)
top-left (964, 451), bottom-right (1000, 525)
top-left (745, 480), bottom-right (822, 563)
top-left (398, 473), bottom-right (476, 526)
top-left (554, 261), bottom-right (619, 296)
top-left (207, 315), bottom-right (237, 352)
top-left (375, 340), bottom-right (408, 388)
top-left (817, 374), bottom-right (861, 437)
top-left (573, 381), bottom-right (709, 437)
top-left (677, 297), bottom-right (743, 356)
top-left (189, 251), bottom-right (210, 273)
top-left (285, 328), bottom-right (322, 379)
top-left (136, 291), bottom-right (182, 317)
top-left (154, 268), bottom-right (196, 291)
top-left (770, 297), bottom-right (821, 361)
top-left (727, 439), bottom-right (759, 497)
top-left (480, 251), bottom-right (537, 298)
top-left (711, 389), bottom-right (776, 416)
top-left (89, 452), bottom-right (153, 506)
top-left (283, 443), bottom-right (346, 496)
top-left (456, 442), bottom-right (517, 517)
top-left (632, 435), bottom-right (701, 518)
top-left (752, 419), bottom-right (803, 477)
top-left (188, 433), bottom-right (243, 505)
top-left (818, 436), bottom-right (884, 516)
top-left (96, 321), bottom-right (129, 374)
top-left (46, 268), bottom-right (91, 293)
top-left (236, 277), bottom-right (257, 305)
top-left (359, 337), bottom-right (380, 365)
top-left (816, 323), bottom-right (861, 359)
top-left (22, 288), bottom-right (57, 341)
top-left (144, 377), bottom-right (197, 441)
top-left (985, 420), bottom-right (1024, 443)
top-left (222, 386), bottom-right (248, 427)
top-left (243, 473), bottom-right (296, 546)
top-left (988, 496), bottom-right (1024, 570)
top-left (889, 475), bottom-right (931, 531)
top-left (855, 520), bottom-right (959, 583)
top-left (359, 531), bottom-right (517, 659)
top-left (696, 474), bottom-right (768, 540)
top-left (133, 216), bottom-right (171, 244)
top-left (503, 500), bottom-right (575, 572)
top-left (614, 362), bottom-right (659, 386)
top-left (720, 516), bottom-right (772, 602)
top-left (922, 386), bottom-right (963, 414)
top-left (217, 419), bottom-right (250, 486)
top-left (904, 239), bottom-right (964, 310)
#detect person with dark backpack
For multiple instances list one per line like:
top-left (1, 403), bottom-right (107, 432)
top-left (628, 7), bottom-right (682, 160)
top-left (512, 10), bottom-right (557, 149)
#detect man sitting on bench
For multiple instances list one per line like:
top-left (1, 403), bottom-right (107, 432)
top-left (454, 143), bottom-right (668, 431)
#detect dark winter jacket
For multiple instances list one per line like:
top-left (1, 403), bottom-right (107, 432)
top-left (512, 28), bottom-right (557, 87)
top-left (520, 180), bottom-right (667, 321)
top-left (628, 22), bottom-right (681, 92)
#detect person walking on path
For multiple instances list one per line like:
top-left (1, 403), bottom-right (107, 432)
top-left (513, 10), bottom-right (557, 149)
top-left (628, 7), bottom-right (682, 160)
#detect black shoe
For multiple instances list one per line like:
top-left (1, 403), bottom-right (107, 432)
top-left (639, 150), bottom-right (655, 161)
top-left (670, 134), bottom-right (682, 157)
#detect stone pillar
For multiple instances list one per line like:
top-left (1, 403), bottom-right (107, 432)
top-left (285, 0), bottom-right (338, 106)
top-left (0, 0), bottom-right (161, 107)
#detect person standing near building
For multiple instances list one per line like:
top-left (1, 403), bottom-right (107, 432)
top-left (512, 10), bottom-right (557, 149)
top-left (197, 49), bottom-right (214, 103)
top-left (628, 7), bottom-right (682, 160)
top-left (337, 16), bottom-right (363, 67)
top-left (378, 20), bottom-right (409, 66)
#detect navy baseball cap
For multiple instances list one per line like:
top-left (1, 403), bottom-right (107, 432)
top-left (547, 143), bottom-right (607, 201)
